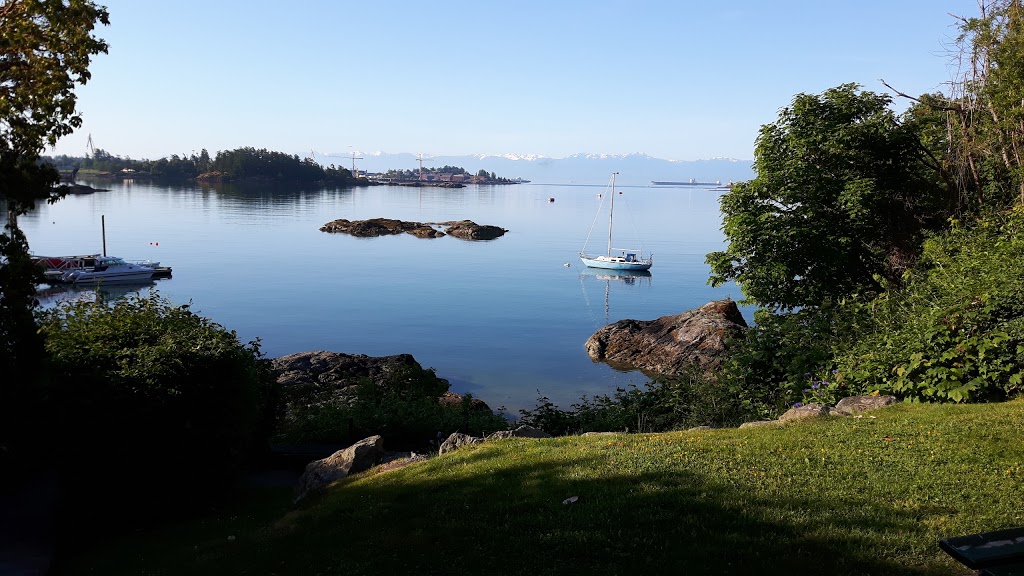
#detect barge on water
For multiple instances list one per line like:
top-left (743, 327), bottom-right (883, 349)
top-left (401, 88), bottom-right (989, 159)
top-left (650, 179), bottom-right (722, 186)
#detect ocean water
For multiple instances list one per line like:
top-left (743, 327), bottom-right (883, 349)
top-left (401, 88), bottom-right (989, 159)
top-left (20, 179), bottom-right (746, 412)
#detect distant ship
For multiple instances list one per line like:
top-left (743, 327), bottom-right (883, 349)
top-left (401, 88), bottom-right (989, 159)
top-left (651, 179), bottom-right (720, 186)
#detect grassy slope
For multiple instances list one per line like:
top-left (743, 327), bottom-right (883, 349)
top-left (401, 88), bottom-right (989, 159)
top-left (63, 401), bottom-right (1024, 576)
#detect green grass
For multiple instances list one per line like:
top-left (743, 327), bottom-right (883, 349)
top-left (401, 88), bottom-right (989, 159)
top-left (60, 400), bottom-right (1024, 575)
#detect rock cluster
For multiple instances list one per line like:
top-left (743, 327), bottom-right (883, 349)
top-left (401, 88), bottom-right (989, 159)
top-left (585, 299), bottom-right (748, 377)
top-left (738, 395), bottom-right (898, 428)
top-left (437, 220), bottom-right (507, 240)
top-left (319, 218), bottom-right (506, 240)
top-left (438, 425), bottom-right (551, 455)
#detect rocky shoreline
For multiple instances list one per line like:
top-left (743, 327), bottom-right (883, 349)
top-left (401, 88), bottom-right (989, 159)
top-left (271, 299), bottom-right (902, 504)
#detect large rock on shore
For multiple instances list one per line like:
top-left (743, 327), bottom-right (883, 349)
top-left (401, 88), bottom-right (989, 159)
top-left (294, 435), bottom-right (384, 503)
top-left (584, 299), bottom-right (748, 377)
top-left (272, 351), bottom-right (492, 435)
top-left (273, 351), bottom-right (447, 403)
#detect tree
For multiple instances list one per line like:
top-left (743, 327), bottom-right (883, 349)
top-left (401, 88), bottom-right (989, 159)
top-left (0, 0), bottom-right (109, 158)
top-left (950, 0), bottom-right (1024, 208)
top-left (0, 0), bottom-right (108, 459)
top-left (706, 84), bottom-right (948, 310)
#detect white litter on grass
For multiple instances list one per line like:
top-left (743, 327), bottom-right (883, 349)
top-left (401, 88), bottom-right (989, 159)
top-left (562, 496), bottom-right (579, 505)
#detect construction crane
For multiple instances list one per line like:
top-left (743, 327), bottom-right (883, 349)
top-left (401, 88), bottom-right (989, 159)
top-left (415, 153), bottom-right (431, 179)
top-left (348, 151), bottom-right (363, 177)
top-left (86, 133), bottom-right (96, 158)
top-left (311, 149), bottom-right (363, 177)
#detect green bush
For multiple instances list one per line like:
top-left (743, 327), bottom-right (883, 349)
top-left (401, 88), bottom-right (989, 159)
top-left (717, 307), bottom-right (838, 419)
top-left (833, 209), bottom-right (1024, 402)
top-left (38, 292), bottom-right (276, 511)
top-left (517, 370), bottom-right (748, 436)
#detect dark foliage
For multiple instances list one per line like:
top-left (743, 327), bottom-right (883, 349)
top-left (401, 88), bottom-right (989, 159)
top-left (38, 292), bottom-right (277, 517)
top-left (517, 371), bottom-right (748, 436)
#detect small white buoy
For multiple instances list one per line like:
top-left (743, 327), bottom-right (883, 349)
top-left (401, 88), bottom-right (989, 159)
top-left (563, 263), bottom-right (571, 267)
top-left (548, 197), bottom-right (555, 202)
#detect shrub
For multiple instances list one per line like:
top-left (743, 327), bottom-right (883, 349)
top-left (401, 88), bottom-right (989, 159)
top-left (833, 209), bottom-right (1024, 402)
top-left (517, 370), bottom-right (748, 436)
top-left (38, 292), bottom-right (276, 513)
top-left (717, 307), bottom-right (838, 419)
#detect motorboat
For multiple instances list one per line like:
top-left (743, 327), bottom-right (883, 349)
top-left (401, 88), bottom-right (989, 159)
top-left (579, 172), bottom-right (653, 271)
top-left (61, 256), bottom-right (156, 284)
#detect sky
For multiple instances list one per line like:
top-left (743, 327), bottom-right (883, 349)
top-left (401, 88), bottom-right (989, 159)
top-left (50, 0), bottom-right (982, 163)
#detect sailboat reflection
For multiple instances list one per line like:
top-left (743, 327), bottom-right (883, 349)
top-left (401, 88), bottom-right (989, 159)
top-left (578, 268), bottom-right (652, 325)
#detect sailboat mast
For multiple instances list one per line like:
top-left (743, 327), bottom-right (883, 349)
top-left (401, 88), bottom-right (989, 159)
top-left (606, 172), bottom-right (617, 257)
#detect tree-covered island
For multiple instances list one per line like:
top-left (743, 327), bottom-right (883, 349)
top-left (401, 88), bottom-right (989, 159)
top-left (43, 149), bottom-right (523, 188)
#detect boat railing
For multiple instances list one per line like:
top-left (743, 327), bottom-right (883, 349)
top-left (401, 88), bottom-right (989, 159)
top-left (31, 254), bottom-right (99, 271)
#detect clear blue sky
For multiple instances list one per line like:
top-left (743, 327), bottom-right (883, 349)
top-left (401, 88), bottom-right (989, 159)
top-left (52, 0), bottom-right (980, 162)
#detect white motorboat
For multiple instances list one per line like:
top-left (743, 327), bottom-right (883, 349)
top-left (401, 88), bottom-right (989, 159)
top-left (61, 256), bottom-right (156, 284)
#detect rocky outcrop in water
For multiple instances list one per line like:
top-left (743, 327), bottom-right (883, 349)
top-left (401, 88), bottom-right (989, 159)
top-left (318, 218), bottom-right (441, 237)
top-left (437, 220), bottom-right (508, 240)
top-left (319, 218), bottom-right (506, 240)
top-left (584, 299), bottom-right (748, 377)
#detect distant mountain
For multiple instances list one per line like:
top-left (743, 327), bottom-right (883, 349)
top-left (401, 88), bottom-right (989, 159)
top-left (343, 152), bottom-right (754, 186)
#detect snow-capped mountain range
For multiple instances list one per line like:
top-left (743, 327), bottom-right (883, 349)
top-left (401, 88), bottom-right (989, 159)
top-left (318, 152), bottom-right (754, 186)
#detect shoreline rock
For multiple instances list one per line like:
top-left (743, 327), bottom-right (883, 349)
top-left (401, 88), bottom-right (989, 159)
top-left (584, 299), bottom-right (748, 377)
top-left (271, 351), bottom-right (493, 441)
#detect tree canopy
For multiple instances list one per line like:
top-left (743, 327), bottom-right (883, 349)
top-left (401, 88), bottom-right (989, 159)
top-left (706, 84), bottom-right (948, 310)
top-left (0, 0), bottom-right (109, 158)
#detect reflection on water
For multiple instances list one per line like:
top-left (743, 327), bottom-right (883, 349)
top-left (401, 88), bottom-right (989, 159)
top-left (36, 280), bottom-right (158, 307)
top-left (577, 267), bottom-right (653, 327)
top-left (578, 268), bottom-right (653, 284)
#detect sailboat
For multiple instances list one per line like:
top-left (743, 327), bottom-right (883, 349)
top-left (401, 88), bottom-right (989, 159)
top-left (579, 172), bottom-right (653, 271)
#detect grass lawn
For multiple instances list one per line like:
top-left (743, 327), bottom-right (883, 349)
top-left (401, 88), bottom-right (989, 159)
top-left (58, 400), bottom-right (1024, 575)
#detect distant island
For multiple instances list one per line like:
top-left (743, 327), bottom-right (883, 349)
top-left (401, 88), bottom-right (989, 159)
top-left (367, 166), bottom-right (528, 188)
top-left (43, 147), bottom-right (524, 188)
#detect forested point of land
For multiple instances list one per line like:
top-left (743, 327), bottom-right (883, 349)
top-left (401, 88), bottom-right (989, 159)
top-left (45, 146), bottom-right (367, 185)
top-left (44, 149), bottom-right (519, 186)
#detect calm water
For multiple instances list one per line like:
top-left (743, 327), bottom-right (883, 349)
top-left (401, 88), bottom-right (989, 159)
top-left (21, 179), bottom-right (746, 411)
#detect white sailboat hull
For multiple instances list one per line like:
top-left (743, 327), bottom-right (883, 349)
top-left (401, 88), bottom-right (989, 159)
top-left (579, 252), bottom-right (652, 271)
